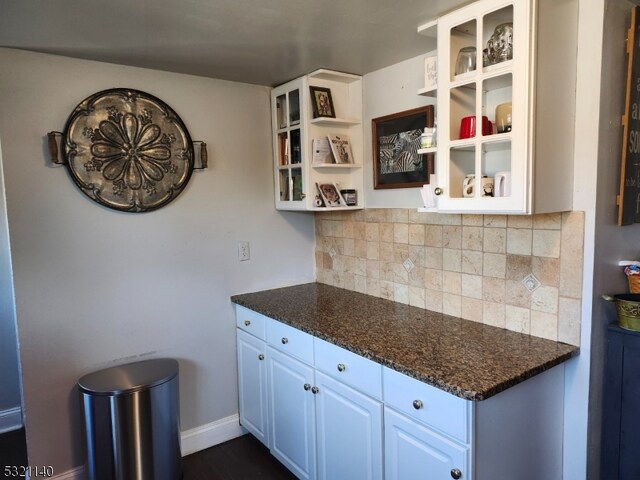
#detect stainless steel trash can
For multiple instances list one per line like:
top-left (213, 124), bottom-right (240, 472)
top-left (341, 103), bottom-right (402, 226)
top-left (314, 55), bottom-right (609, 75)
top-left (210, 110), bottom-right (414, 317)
top-left (78, 358), bottom-right (182, 480)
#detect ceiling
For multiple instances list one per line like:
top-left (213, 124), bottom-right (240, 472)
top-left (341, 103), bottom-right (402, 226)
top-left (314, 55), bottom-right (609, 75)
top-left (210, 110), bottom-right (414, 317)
top-left (0, 0), bottom-right (467, 87)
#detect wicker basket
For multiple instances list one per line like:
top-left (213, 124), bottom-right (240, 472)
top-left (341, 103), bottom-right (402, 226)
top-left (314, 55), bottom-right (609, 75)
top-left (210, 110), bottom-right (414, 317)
top-left (628, 275), bottom-right (640, 293)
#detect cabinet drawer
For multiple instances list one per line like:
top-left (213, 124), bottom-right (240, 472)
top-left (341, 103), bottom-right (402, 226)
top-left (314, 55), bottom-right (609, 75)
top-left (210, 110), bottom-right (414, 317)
top-left (383, 367), bottom-right (470, 444)
top-left (314, 337), bottom-right (382, 400)
top-left (266, 319), bottom-right (314, 364)
top-left (235, 305), bottom-right (267, 340)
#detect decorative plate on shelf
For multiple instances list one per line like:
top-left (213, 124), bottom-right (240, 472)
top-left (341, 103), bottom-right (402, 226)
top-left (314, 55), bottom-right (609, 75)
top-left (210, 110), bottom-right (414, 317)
top-left (63, 88), bottom-right (194, 212)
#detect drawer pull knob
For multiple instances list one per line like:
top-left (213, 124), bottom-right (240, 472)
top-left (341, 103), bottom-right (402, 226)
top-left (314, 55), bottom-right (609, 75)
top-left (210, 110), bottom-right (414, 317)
top-left (311, 386), bottom-right (319, 394)
top-left (281, 337), bottom-right (289, 344)
top-left (258, 354), bottom-right (264, 361)
top-left (337, 363), bottom-right (346, 372)
top-left (304, 383), bottom-right (311, 391)
top-left (244, 320), bottom-right (251, 326)
top-left (434, 187), bottom-right (443, 196)
top-left (413, 399), bottom-right (423, 410)
top-left (450, 468), bottom-right (462, 479)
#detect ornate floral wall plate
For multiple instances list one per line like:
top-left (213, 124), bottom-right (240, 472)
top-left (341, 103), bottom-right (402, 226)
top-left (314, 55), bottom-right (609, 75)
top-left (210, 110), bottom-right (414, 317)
top-left (63, 88), bottom-right (194, 212)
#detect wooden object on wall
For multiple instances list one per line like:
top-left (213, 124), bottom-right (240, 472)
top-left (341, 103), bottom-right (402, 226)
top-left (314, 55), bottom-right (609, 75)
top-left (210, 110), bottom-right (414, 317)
top-left (618, 6), bottom-right (640, 225)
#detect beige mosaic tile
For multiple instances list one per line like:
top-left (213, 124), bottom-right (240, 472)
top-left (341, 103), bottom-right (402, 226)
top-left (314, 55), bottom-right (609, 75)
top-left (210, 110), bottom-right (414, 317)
top-left (394, 223), bottom-right (409, 244)
top-left (532, 229), bottom-right (561, 258)
top-left (505, 279), bottom-right (531, 308)
top-left (483, 253), bottom-right (506, 278)
top-left (484, 215), bottom-right (507, 228)
top-left (424, 268), bottom-right (443, 290)
top-left (442, 226), bottom-right (462, 249)
top-left (379, 242), bottom-right (394, 261)
top-left (442, 271), bottom-right (462, 294)
top-left (323, 253), bottom-right (333, 270)
top-left (380, 280), bottom-right (395, 300)
top-left (531, 286), bottom-right (559, 314)
top-left (352, 210), bottom-right (365, 222)
top-left (366, 241), bottom-right (380, 260)
top-left (366, 209), bottom-right (390, 223)
top-left (507, 216), bottom-right (533, 228)
top-left (409, 286), bottom-right (426, 309)
top-left (395, 284), bottom-right (409, 305)
top-left (461, 250), bottom-right (483, 275)
top-left (393, 263), bottom-right (409, 284)
top-left (558, 296), bottom-right (581, 346)
top-left (366, 223), bottom-right (380, 242)
top-left (425, 247), bottom-right (444, 269)
top-left (409, 209), bottom-right (429, 224)
top-left (409, 245), bottom-right (426, 268)
top-left (532, 257), bottom-right (560, 287)
top-left (354, 275), bottom-right (367, 294)
top-left (530, 310), bottom-right (558, 341)
top-left (393, 243), bottom-right (409, 263)
top-left (483, 277), bottom-right (506, 303)
top-left (429, 214), bottom-right (462, 226)
top-left (354, 257), bottom-right (366, 276)
top-left (462, 214), bottom-right (484, 226)
top-left (533, 213), bottom-right (562, 230)
top-left (367, 277), bottom-right (380, 297)
top-left (380, 262), bottom-right (395, 282)
top-left (425, 288), bottom-right (443, 312)
top-left (483, 301), bottom-right (506, 328)
top-left (343, 221), bottom-right (354, 239)
top-left (443, 293), bottom-right (462, 317)
top-left (355, 239), bottom-right (367, 258)
top-left (380, 223), bottom-right (394, 243)
top-left (484, 228), bottom-right (506, 254)
top-left (425, 225), bottom-right (444, 247)
top-left (343, 238), bottom-right (355, 257)
top-left (366, 259), bottom-right (380, 279)
top-left (391, 208), bottom-right (410, 223)
top-left (354, 221), bottom-right (366, 240)
top-left (409, 266), bottom-right (426, 287)
top-left (505, 305), bottom-right (530, 334)
top-left (409, 224), bottom-right (425, 245)
top-left (461, 274), bottom-right (483, 299)
top-left (461, 297), bottom-right (483, 322)
top-left (443, 248), bottom-right (462, 272)
top-left (560, 211), bottom-right (585, 299)
top-left (462, 226), bottom-right (484, 251)
top-left (315, 250), bottom-right (323, 269)
top-left (506, 254), bottom-right (532, 280)
top-left (506, 228), bottom-right (532, 255)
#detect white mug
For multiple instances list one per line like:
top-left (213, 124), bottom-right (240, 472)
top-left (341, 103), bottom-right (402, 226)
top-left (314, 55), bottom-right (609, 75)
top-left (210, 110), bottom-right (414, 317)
top-left (494, 171), bottom-right (511, 197)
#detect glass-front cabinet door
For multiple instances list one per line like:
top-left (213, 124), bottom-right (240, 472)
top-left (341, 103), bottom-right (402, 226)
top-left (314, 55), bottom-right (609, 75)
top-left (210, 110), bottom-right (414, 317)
top-left (436, 0), bottom-right (531, 213)
top-left (273, 80), bottom-right (307, 209)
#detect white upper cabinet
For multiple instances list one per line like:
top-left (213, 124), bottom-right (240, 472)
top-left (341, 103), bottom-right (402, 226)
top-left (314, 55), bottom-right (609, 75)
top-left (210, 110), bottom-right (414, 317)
top-left (433, 0), bottom-right (577, 214)
top-left (271, 69), bottom-right (365, 211)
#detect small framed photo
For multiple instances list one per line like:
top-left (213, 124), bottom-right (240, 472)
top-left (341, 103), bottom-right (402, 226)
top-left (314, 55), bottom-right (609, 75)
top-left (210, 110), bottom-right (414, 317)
top-left (316, 182), bottom-right (345, 207)
top-left (372, 105), bottom-right (435, 189)
top-left (309, 86), bottom-right (336, 119)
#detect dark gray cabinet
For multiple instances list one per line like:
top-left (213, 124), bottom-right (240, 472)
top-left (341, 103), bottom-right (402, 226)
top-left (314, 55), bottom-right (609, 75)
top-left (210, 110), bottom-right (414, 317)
top-left (603, 324), bottom-right (640, 479)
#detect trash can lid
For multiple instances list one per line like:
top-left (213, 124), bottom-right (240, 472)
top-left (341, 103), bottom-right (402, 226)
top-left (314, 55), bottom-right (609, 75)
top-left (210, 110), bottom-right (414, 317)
top-left (78, 358), bottom-right (179, 396)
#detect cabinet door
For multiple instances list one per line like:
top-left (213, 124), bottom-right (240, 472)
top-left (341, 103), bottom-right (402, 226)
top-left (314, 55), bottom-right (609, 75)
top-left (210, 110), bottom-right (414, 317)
top-left (315, 371), bottom-right (383, 480)
top-left (267, 346), bottom-right (316, 480)
top-left (237, 329), bottom-right (269, 446)
top-left (384, 407), bottom-right (469, 480)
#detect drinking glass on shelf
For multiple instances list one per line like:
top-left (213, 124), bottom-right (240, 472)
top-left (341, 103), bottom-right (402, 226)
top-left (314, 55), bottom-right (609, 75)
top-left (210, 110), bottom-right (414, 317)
top-left (455, 47), bottom-right (477, 76)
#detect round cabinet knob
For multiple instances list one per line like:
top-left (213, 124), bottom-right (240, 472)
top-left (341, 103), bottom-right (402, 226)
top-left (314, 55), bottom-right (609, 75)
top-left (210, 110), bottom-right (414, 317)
top-left (304, 383), bottom-right (311, 391)
top-left (311, 386), bottom-right (319, 394)
top-left (413, 399), bottom-right (423, 410)
top-left (258, 354), bottom-right (265, 361)
top-left (450, 468), bottom-right (462, 479)
top-left (281, 337), bottom-right (288, 344)
top-left (434, 187), bottom-right (443, 196)
top-left (244, 320), bottom-right (251, 326)
top-left (337, 363), bottom-right (346, 372)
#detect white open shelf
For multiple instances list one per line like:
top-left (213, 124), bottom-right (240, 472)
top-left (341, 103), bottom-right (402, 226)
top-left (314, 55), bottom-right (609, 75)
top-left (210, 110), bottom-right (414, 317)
top-left (310, 117), bottom-right (360, 126)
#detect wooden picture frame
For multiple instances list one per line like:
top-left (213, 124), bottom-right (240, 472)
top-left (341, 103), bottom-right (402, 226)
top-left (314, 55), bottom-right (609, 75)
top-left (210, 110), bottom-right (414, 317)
top-left (309, 86), bottom-right (336, 119)
top-left (372, 105), bottom-right (435, 189)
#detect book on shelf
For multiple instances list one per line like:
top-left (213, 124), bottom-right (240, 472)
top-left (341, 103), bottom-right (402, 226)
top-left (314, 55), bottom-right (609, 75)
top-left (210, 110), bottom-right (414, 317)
top-left (312, 138), bottom-right (333, 165)
top-left (316, 182), bottom-right (346, 207)
top-left (327, 133), bottom-right (354, 164)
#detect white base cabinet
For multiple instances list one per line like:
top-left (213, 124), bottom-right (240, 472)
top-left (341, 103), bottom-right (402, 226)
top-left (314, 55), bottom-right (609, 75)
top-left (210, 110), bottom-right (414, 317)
top-left (235, 305), bottom-right (565, 480)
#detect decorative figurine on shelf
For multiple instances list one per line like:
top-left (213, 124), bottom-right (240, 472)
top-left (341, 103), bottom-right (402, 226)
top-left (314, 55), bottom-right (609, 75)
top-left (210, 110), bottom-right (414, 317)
top-left (486, 23), bottom-right (513, 66)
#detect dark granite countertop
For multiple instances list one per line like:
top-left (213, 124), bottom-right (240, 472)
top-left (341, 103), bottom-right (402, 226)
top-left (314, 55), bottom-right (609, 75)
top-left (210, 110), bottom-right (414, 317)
top-left (231, 282), bottom-right (579, 401)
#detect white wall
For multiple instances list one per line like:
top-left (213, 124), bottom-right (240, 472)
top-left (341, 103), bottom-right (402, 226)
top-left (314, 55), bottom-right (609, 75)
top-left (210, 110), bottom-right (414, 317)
top-left (0, 141), bottom-right (21, 423)
top-left (0, 48), bottom-right (316, 472)
top-left (363, 52), bottom-right (436, 208)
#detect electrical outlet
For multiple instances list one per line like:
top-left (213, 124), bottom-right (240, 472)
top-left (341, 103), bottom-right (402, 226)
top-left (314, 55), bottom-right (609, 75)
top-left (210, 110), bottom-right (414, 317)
top-left (238, 241), bottom-right (250, 261)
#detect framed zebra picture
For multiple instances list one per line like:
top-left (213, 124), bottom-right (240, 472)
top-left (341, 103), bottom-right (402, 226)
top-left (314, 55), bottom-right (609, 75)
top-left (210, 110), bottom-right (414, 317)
top-left (372, 105), bottom-right (435, 189)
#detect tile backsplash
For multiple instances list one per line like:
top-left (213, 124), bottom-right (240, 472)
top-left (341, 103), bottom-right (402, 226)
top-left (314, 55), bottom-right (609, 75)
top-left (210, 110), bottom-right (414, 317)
top-left (315, 209), bottom-right (584, 346)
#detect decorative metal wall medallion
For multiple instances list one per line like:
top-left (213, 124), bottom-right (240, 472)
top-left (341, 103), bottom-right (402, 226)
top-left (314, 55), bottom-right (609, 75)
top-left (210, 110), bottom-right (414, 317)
top-left (62, 89), bottom-right (195, 212)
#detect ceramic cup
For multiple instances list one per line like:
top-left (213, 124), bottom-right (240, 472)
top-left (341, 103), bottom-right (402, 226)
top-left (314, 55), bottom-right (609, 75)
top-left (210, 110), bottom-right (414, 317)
top-left (459, 116), bottom-right (492, 139)
top-left (463, 175), bottom-right (494, 197)
top-left (494, 171), bottom-right (511, 197)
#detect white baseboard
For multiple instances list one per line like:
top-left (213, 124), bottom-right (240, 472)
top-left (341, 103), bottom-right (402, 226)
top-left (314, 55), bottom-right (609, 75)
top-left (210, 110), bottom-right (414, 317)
top-left (48, 414), bottom-right (245, 480)
top-left (181, 413), bottom-right (245, 456)
top-left (0, 406), bottom-right (22, 434)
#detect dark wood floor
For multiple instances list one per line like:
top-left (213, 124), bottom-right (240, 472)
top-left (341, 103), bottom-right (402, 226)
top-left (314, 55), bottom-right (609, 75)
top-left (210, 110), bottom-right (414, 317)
top-left (183, 434), bottom-right (296, 480)
top-left (0, 428), bottom-right (28, 470)
top-left (1, 429), bottom-right (293, 480)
